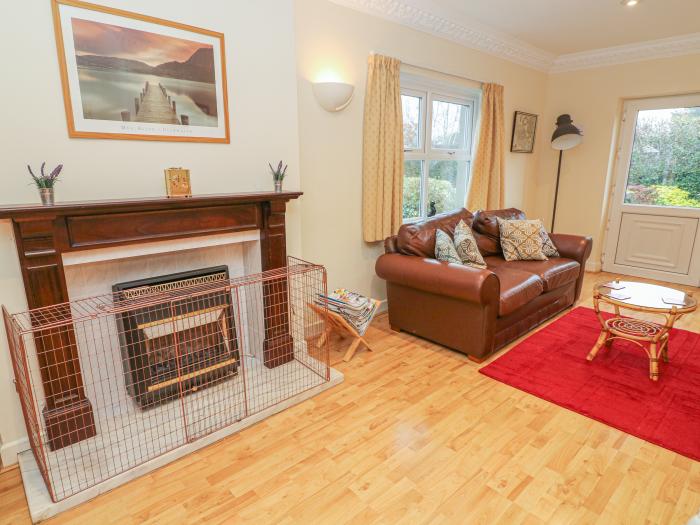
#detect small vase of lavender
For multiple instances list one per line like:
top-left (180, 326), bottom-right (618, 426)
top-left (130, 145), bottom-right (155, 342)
top-left (27, 162), bottom-right (62, 206)
top-left (268, 161), bottom-right (287, 193)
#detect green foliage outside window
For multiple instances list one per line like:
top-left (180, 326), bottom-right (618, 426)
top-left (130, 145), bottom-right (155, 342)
top-left (625, 108), bottom-right (700, 208)
top-left (403, 175), bottom-right (456, 220)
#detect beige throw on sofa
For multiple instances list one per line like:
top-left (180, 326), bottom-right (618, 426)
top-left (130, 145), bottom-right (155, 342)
top-left (362, 54), bottom-right (404, 243)
top-left (467, 83), bottom-right (505, 210)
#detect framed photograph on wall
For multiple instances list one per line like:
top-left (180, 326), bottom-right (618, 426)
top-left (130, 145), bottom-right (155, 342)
top-left (52, 0), bottom-right (230, 143)
top-left (510, 111), bottom-right (538, 153)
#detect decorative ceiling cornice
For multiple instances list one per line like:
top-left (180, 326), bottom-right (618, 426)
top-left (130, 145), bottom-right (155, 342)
top-left (551, 32), bottom-right (700, 73)
top-left (328, 0), bottom-right (555, 72)
top-left (328, 0), bottom-right (700, 74)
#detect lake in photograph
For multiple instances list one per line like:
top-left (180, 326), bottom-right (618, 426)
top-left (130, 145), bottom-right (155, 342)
top-left (77, 67), bottom-right (218, 127)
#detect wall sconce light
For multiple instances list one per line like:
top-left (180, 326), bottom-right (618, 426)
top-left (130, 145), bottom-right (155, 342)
top-left (312, 82), bottom-right (354, 112)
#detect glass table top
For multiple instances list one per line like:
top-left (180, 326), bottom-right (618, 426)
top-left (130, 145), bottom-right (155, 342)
top-left (595, 280), bottom-right (697, 312)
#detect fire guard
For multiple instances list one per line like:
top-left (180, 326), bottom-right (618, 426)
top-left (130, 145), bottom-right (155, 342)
top-left (3, 257), bottom-right (330, 502)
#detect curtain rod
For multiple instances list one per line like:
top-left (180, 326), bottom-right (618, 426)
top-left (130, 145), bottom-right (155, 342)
top-left (369, 51), bottom-right (486, 86)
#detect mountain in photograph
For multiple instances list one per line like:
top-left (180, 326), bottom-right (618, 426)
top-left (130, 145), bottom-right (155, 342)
top-left (154, 48), bottom-right (215, 83)
top-left (76, 47), bottom-right (215, 84)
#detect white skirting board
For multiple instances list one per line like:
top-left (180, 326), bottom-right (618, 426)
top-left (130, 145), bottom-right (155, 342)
top-left (0, 436), bottom-right (30, 467)
top-left (19, 368), bottom-right (344, 524)
top-left (586, 259), bottom-right (602, 272)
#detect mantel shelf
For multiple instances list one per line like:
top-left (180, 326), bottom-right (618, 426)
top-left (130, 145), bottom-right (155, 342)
top-left (0, 191), bottom-right (302, 219)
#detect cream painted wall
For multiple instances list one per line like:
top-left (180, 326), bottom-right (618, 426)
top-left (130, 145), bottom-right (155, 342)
top-left (294, 0), bottom-right (549, 300)
top-left (0, 0), bottom-right (300, 465)
top-left (533, 54), bottom-right (700, 269)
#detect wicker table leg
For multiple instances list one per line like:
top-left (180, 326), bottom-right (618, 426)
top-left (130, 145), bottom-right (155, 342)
top-left (660, 334), bottom-right (670, 363)
top-left (587, 330), bottom-right (610, 361)
top-left (588, 294), bottom-right (611, 361)
top-left (649, 342), bottom-right (660, 381)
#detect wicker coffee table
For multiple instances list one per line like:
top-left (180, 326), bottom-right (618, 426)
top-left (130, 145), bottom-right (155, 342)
top-left (587, 280), bottom-right (696, 381)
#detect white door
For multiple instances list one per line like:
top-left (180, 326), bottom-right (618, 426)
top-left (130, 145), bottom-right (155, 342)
top-left (603, 94), bottom-right (700, 286)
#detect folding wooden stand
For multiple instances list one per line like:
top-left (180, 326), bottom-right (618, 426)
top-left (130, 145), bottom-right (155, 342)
top-left (310, 300), bottom-right (379, 362)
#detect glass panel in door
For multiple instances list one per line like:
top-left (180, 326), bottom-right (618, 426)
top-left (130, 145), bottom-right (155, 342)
top-left (624, 106), bottom-right (700, 208)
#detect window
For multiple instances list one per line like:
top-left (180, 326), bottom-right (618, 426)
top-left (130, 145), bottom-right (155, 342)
top-left (401, 75), bottom-right (479, 222)
top-left (624, 105), bottom-right (700, 208)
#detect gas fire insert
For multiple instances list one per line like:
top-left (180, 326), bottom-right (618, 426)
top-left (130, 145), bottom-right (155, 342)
top-left (113, 266), bottom-right (238, 408)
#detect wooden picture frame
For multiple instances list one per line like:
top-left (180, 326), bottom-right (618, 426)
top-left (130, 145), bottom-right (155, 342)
top-left (510, 111), bottom-right (538, 153)
top-left (164, 168), bottom-right (192, 198)
top-left (52, 0), bottom-right (230, 143)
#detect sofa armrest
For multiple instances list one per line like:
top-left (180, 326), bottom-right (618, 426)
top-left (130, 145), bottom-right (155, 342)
top-left (375, 253), bottom-right (499, 304)
top-left (550, 233), bottom-right (593, 267)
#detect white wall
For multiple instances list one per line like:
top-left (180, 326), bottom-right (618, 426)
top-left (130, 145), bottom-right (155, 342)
top-left (533, 54), bottom-right (700, 268)
top-left (294, 0), bottom-right (548, 300)
top-left (0, 0), bottom-right (301, 465)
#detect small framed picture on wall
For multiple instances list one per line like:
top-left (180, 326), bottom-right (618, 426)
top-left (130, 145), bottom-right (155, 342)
top-left (510, 111), bottom-right (538, 153)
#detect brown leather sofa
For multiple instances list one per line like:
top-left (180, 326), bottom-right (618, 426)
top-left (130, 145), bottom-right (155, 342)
top-left (375, 208), bottom-right (592, 362)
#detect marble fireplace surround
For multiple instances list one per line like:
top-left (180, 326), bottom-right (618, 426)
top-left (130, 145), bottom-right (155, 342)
top-left (61, 229), bottom-right (264, 421)
top-left (63, 228), bottom-right (262, 299)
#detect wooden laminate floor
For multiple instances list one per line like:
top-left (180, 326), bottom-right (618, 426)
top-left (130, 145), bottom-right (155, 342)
top-left (2, 271), bottom-right (700, 524)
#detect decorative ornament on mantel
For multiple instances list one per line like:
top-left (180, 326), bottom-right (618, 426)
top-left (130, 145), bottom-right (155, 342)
top-left (164, 167), bottom-right (192, 198)
top-left (269, 160), bottom-right (288, 193)
top-left (27, 162), bottom-right (62, 206)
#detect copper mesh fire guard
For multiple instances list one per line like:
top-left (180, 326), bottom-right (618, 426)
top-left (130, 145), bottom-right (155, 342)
top-left (2, 257), bottom-right (330, 502)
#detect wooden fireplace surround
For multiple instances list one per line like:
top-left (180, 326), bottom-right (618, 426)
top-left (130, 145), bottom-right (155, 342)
top-left (0, 191), bottom-right (302, 450)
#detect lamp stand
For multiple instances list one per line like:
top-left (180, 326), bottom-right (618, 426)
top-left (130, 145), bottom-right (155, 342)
top-left (551, 150), bottom-right (563, 232)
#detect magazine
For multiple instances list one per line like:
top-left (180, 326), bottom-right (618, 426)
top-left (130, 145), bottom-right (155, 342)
top-left (316, 289), bottom-right (379, 336)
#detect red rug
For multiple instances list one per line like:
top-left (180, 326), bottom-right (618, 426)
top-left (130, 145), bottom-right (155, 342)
top-left (479, 306), bottom-right (700, 461)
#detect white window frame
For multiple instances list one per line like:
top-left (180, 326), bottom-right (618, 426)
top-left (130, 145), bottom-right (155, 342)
top-left (401, 73), bottom-right (481, 222)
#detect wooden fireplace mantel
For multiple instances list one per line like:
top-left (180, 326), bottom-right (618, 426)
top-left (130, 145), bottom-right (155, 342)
top-left (0, 191), bottom-right (302, 450)
top-left (0, 191), bottom-right (303, 219)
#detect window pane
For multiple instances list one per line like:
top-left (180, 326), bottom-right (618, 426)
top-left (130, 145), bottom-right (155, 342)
top-left (624, 106), bottom-right (700, 208)
top-left (431, 100), bottom-right (470, 150)
top-left (401, 95), bottom-right (422, 150)
top-left (427, 160), bottom-right (468, 216)
top-left (403, 160), bottom-right (423, 219)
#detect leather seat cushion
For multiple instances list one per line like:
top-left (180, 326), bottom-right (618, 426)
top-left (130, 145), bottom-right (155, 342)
top-left (486, 256), bottom-right (580, 292)
top-left (489, 265), bottom-right (544, 316)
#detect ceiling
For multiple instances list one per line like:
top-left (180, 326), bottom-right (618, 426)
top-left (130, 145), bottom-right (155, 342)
top-left (332, 0), bottom-right (700, 71)
top-left (437, 0), bottom-right (700, 55)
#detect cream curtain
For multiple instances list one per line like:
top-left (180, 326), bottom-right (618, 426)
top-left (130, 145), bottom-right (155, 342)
top-left (467, 83), bottom-right (505, 210)
top-left (362, 54), bottom-right (404, 242)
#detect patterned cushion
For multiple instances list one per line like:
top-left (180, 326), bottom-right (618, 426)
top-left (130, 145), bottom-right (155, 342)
top-left (453, 220), bottom-right (487, 268)
top-left (497, 218), bottom-right (548, 261)
top-left (434, 229), bottom-right (462, 264)
top-left (537, 220), bottom-right (560, 257)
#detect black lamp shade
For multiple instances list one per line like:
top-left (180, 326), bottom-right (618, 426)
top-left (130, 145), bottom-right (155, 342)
top-left (551, 114), bottom-right (583, 150)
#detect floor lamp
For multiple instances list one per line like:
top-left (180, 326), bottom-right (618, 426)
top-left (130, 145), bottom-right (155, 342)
top-left (550, 114), bottom-right (583, 232)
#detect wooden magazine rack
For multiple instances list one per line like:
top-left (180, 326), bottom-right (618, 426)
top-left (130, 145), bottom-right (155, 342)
top-left (310, 300), bottom-right (379, 362)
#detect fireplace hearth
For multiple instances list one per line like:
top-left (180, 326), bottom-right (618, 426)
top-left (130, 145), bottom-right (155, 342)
top-left (113, 266), bottom-right (238, 408)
